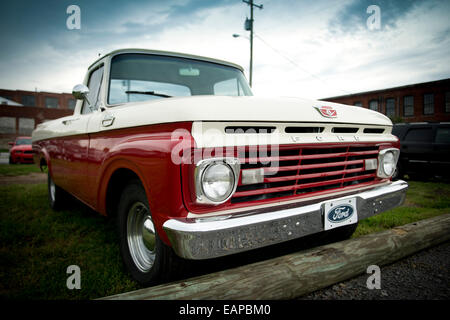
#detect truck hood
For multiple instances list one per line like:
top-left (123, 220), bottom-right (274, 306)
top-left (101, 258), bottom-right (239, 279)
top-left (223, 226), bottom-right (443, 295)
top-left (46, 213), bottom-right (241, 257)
top-left (109, 95), bottom-right (392, 127)
top-left (32, 95), bottom-right (395, 145)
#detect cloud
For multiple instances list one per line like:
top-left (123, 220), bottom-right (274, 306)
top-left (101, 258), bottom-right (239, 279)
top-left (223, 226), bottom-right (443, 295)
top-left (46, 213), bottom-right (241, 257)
top-left (328, 0), bottom-right (424, 33)
top-left (0, 0), bottom-right (448, 99)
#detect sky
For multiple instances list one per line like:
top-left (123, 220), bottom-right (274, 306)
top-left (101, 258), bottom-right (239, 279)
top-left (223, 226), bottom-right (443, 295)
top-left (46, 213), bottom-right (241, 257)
top-left (0, 0), bottom-right (449, 100)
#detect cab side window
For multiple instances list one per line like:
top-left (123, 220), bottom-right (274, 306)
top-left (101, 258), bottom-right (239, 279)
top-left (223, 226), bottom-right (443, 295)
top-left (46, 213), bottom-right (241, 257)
top-left (435, 127), bottom-right (450, 143)
top-left (82, 65), bottom-right (104, 114)
top-left (404, 127), bottom-right (433, 143)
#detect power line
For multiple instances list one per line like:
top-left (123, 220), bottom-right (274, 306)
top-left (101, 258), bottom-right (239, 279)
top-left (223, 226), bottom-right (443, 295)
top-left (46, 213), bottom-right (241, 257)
top-left (253, 33), bottom-right (352, 95)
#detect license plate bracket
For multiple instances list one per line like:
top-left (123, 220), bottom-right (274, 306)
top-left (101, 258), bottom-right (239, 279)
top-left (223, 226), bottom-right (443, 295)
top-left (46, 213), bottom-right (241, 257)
top-left (323, 198), bottom-right (358, 231)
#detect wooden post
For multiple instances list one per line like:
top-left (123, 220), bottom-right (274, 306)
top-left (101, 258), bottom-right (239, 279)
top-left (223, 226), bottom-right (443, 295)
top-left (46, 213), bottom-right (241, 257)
top-left (101, 214), bottom-right (450, 300)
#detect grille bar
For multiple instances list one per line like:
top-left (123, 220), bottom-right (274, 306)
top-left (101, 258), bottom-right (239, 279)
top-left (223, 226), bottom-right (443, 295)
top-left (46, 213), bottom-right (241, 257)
top-left (262, 159), bottom-right (363, 173)
top-left (265, 167), bottom-right (367, 183)
top-left (240, 150), bottom-right (378, 164)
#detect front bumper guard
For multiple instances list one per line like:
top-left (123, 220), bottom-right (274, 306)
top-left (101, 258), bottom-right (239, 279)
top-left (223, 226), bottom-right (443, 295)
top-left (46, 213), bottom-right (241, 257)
top-left (163, 180), bottom-right (408, 260)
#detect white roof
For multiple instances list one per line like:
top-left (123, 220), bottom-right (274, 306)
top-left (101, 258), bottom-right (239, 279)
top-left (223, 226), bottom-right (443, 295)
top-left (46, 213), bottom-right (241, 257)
top-left (89, 48), bottom-right (244, 72)
top-left (0, 96), bottom-right (23, 106)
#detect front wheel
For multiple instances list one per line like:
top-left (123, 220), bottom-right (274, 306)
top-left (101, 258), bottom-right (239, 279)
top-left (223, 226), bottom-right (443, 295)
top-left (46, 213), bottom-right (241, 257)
top-left (117, 180), bottom-right (185, 286)
top-left (47, 172), bottom-right (67, 210)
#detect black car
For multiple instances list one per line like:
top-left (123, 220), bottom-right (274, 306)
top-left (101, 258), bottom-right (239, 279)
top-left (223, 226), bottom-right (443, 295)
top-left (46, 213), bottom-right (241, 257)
top-left (392, 122), bottom-right (450, 180)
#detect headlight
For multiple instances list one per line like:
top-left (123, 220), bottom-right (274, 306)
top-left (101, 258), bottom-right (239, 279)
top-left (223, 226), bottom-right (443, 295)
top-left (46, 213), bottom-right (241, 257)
top-left (377, 148), bottom-right (400, 178)
top-left (195, 158), bottom-right (240, 204)
top-left (382, 152), bottom-right (395, 176)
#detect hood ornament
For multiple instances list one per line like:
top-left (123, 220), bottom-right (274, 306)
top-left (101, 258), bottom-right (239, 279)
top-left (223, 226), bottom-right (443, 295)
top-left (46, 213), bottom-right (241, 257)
top-left (314, 106), bottom-right (337, 118)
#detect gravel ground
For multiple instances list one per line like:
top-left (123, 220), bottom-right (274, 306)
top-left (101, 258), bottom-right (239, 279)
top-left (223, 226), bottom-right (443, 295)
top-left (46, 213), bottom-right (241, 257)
top-left (300, 241), bottom-right (450, 300)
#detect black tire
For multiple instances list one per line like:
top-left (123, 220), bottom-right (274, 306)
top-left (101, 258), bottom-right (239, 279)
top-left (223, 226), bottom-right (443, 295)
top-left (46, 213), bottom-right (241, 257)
top-left (47, 172), bottom-right (67, 210)
top-left (117, 179), bottom-right (185, 286)
top-left (323, 222), bottom-right (358, 243)
top-left (9, 156), bottom-right (15, 164)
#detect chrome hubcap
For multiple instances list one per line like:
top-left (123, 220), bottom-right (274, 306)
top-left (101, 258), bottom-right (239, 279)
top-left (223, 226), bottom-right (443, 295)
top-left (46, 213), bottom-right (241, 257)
top-left (127, 202), bottom-right (156, 273)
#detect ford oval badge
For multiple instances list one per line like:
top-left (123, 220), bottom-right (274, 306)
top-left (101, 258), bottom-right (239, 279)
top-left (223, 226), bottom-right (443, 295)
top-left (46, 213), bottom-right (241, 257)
top-left (327, 204), bottom-right (354, 223)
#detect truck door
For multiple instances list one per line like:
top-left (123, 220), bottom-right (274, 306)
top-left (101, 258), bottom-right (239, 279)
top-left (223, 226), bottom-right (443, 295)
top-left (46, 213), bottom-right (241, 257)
top-left (64, 64), bottom-right (104, 203)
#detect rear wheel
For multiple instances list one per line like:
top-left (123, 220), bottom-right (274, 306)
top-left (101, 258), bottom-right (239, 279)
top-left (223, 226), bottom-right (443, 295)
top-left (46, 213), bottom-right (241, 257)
top-left (117, 179), bottom-right (184, 286)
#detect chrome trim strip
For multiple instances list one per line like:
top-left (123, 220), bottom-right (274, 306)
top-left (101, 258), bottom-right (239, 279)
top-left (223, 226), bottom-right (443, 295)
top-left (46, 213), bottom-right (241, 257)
top-left (163, 180), bottom-right (408, 260)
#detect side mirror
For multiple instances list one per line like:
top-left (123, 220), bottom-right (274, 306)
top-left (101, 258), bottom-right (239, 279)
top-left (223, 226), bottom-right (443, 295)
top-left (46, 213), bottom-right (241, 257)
top-left (72, 84), bottom-right (91, 104)
top-left (8, 142), bottom-right (14, 146)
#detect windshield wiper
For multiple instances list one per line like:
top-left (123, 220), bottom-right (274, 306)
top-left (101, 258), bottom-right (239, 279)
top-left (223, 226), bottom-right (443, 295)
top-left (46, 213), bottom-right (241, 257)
top-left (125, 90), bottom-right (172, 98)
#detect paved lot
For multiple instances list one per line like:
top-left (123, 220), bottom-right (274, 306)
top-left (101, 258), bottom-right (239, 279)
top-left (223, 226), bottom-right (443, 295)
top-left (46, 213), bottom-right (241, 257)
top-left (300, 241), bottom-right (450, 300)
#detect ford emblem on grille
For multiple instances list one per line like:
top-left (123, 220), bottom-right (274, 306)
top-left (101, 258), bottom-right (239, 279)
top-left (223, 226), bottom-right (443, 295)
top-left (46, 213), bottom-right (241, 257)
top-left (327, 204), bottom-right (354, 222)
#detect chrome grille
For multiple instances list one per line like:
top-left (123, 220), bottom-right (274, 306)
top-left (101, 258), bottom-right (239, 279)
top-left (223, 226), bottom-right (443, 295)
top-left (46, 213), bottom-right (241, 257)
top-left (232, 145), bottom-right (380, 204)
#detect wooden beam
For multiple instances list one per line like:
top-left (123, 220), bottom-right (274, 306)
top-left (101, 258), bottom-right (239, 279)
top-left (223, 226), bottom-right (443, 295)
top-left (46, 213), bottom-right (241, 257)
top-left (101, 213), bottom-right (450, 300)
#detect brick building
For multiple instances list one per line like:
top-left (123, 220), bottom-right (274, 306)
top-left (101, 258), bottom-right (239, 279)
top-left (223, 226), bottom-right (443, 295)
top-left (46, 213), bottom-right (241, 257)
top-left (0, 89), bottom-right (73, 146)
top-left (322, 78), bottom-right (450, 123)
top-left (0, 88), bottom-right (76, 110)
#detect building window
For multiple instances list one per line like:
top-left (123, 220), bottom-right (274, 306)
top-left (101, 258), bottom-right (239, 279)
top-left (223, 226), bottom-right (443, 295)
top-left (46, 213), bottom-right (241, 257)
top-left (45, 97), bottom-right (59, 109)
top-left (19, 118), bottom-right (35, 135)
top-left (386, 98), bottom-right (395, 117)
top-left (21, 95), bottom-right (36, 106)
top-left (0, 117), bottom-right (16, 134)
top-left (445, 92), bottom-right (450, 113)
top-left (369, 100), bottom-right (378, 111)
top-left (68, 99), bottom-right (76, 110)
top-left (403, 96), bottom-right (414, 117)
top-left (354, 102), bottom-right (362, 107)
top-left (423, 93), bottom-right (434, 115)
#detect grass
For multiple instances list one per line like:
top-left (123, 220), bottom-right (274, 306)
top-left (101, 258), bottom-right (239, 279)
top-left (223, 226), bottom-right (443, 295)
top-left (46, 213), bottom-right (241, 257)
top-left (0, 179), bottom-right (449, 300)
top-left (353, 180), bottom-right (450, 237)
top-left (0, 183), bottom-right (139, 300)
top-left (0, 164), bottom-right (41, 176)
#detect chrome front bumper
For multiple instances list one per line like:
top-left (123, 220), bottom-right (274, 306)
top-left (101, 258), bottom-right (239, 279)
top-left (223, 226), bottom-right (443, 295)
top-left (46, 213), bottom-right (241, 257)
top-left (163, 180), bottom-right (408, 260)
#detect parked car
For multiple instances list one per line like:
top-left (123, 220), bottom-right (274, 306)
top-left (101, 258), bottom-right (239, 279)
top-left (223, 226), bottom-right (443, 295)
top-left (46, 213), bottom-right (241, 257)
top-left (392, 122), bottom-right (450, 180)
top-left (9, 136), bottom-right (34, 164)
top-left (32, 48), bottom-right (408, 286)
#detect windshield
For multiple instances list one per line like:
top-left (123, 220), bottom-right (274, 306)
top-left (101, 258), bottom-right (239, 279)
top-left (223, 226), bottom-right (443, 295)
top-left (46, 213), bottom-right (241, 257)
top-left (108, 53), bottom-right (252, 105)
top-left (16, 138), bottom-right (31, 145)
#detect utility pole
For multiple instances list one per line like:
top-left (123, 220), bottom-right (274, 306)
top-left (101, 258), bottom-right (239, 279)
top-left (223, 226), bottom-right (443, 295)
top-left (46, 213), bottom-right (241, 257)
top-left (243, 0), bottom-right (263, 87)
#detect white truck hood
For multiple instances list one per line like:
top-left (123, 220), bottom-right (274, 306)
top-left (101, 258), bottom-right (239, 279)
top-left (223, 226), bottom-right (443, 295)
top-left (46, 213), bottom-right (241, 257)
top-left (109, 95), bottom-right (391, 127)
top-left (33, 95), bottom-right (395, 146)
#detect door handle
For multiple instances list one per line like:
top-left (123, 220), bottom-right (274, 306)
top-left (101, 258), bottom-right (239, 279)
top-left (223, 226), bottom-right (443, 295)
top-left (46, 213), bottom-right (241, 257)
top-left (62, 118), bottom-right (80, 125)
top-left (102, 114), bottom-right (115, 127)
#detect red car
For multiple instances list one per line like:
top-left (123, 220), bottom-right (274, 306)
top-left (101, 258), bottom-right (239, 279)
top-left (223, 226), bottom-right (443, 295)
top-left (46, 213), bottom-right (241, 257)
top-left (9, 136), bottom-right (34, 164)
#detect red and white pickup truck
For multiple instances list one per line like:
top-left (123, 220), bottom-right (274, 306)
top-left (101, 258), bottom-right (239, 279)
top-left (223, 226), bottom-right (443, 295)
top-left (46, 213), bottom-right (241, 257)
top-left (32, 49), bottom-right (408, 285)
